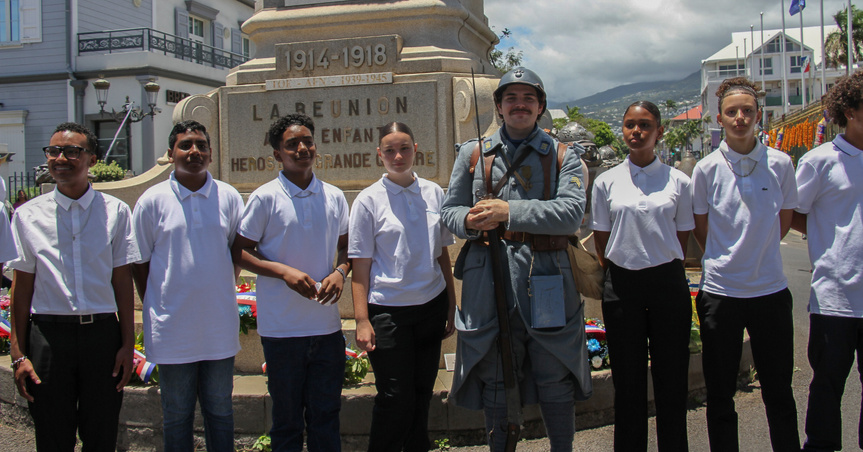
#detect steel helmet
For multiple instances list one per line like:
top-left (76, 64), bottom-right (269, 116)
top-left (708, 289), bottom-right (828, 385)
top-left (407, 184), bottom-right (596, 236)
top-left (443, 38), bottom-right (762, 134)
top-left (557, 121), bottom-right (593, 143)
top-left (493, 67), bottom-right (547, 110)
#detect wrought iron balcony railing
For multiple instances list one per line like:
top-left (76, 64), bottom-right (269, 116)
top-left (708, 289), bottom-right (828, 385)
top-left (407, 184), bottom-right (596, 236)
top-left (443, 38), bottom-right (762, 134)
top-left (78, 28), bottom-right (247, 70)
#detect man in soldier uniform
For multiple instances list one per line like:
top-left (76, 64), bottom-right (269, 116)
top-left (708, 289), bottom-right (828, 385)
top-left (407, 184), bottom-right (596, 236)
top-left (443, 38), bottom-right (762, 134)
top-left (441, 67), bottom-right (592, 451)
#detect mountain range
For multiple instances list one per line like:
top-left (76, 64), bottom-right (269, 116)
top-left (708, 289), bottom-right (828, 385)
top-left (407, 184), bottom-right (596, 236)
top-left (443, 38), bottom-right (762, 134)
top-left (549, 70), bottom-right (703, 131)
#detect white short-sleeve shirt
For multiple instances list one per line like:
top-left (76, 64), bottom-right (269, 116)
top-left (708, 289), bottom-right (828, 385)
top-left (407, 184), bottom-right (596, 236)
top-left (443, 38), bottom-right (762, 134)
top-left (238, 173), bottom-right (348, 338)
top-left (349, 174), bottom-right (455, 307)
top-left (796, 134), bottom-right (863, 317)
top-left (591, 157), bottom-right (694, 270)
top-left (133, 172), bottom-right (243, 364)
top-left (8, 187), bottom-right (139, 314)
top-left (691, 141), bottom-right (798, 298)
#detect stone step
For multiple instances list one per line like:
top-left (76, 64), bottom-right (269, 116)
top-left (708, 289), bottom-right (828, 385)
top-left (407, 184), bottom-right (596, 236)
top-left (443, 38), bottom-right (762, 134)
top-left (0, 342), bottom-right (754, 451)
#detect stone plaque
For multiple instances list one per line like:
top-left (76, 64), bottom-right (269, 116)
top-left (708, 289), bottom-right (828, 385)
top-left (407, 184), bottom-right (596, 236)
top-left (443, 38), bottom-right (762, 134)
top-left (274, 36), bottom-right (399, 78)
top-left (221, 80), bottom-right (440, 191)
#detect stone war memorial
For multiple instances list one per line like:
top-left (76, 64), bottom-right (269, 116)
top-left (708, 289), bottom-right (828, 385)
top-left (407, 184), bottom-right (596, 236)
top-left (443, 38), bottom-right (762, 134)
top-left (169, 0), bottom-right (501, 199)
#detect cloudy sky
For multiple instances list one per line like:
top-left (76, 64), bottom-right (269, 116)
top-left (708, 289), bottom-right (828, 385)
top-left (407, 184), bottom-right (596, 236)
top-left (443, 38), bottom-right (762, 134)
top-left (484, 0), bottom-right (852, 103)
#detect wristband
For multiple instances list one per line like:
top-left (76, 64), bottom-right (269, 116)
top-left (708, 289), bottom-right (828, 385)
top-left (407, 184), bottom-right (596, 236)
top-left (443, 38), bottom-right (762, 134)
top-left (334, 267), bottom-right (347, 283)
top-left (11, 356), bottom-right (27, 370)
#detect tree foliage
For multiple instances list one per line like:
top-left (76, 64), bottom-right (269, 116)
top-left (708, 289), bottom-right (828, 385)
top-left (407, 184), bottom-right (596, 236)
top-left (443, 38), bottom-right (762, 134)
top-left (824, 5), bottom-right (863, 69)
top-left (489, 28), bottom-right (524, 73)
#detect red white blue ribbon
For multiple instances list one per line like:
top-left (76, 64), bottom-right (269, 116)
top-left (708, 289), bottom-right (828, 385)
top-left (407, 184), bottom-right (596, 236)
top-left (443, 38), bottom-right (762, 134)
top-left (133, 349), bottom-right (156, 384)
top-left (0, 317), bottom-right (10, 338)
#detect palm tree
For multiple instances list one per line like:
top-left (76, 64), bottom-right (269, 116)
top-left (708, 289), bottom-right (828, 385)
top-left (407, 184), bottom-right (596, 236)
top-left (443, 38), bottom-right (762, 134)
top-left (664, 100), bottom-right (677, 117)
top-left (824, 5), bottom-right (863, 70)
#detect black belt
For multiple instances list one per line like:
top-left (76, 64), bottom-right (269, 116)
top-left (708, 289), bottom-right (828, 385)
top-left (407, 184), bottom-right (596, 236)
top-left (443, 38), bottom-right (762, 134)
top-left (31, 313), bottom-right (116, 324)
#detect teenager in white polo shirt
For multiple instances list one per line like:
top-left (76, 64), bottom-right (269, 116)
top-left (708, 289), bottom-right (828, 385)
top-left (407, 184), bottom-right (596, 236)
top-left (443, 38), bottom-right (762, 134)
top-left (8, 122), bottom-right (138, 451)
top-left (231, 113), bottom-right (350, 452)
top-left (132, 120), bottom-right (243, 452)
top-left (350, 122), bottom-right (457, 451)
top-left (691, 77), bottom-right (799, 451)
top-left (794, 70), bottom-right (863, 452)
top-left (591, 101), bottom-right (694, 451)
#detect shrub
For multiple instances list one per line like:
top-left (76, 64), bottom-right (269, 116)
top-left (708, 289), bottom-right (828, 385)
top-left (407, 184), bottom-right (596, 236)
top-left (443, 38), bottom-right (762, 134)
top-left (90, 160), bottom-right (126, 182)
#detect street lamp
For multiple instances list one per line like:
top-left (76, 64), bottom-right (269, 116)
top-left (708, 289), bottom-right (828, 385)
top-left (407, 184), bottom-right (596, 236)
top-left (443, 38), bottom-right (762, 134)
top-left (93, 76), bottom-right (161, 122)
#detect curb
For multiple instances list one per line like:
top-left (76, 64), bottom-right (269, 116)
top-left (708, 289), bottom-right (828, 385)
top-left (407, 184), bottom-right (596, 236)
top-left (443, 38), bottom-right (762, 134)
top-left (0, 341), bottom-right (754, 451)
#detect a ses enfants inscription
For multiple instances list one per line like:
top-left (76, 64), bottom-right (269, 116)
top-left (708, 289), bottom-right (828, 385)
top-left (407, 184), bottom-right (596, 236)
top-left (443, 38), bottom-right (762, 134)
top-left (222, 36), bottom-right (440, 190)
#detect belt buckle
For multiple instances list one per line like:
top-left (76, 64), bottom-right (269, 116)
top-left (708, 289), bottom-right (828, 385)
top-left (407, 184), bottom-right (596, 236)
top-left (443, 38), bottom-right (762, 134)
top-left (79, 314), bottom-right (94, 325)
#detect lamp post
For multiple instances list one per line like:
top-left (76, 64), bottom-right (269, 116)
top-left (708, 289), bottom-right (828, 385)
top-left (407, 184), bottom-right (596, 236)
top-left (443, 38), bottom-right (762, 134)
top-left (93, 77), bottom-right (160, 123)
top-left (92, 77), bottom-right (161, 165)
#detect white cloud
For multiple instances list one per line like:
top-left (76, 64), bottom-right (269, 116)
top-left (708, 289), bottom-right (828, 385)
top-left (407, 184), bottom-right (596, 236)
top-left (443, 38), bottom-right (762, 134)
top-left (485, 0), bottom-right (850, 102)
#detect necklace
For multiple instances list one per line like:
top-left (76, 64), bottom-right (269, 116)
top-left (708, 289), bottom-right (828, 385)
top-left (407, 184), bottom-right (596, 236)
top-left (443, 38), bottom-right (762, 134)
top-left (720, 150), bottom-right (758, 177)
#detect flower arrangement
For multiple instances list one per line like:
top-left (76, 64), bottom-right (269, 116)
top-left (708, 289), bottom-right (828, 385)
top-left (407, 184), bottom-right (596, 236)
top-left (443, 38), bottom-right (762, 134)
top-left (585, 318), bottom-right (609, 370)
top-left (237, 278), bottom-right (258, 334)
top-left (0, 294), bottom-right (11, 354)
top-left (688, 280), bottom-right (702, 354)
top-left (343, 345), bottom-right (370, 386)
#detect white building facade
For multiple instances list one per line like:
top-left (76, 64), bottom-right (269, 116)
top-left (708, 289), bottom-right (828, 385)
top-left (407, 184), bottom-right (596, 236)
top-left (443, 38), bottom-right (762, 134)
top-left (0, 0), bottom-right (254, 180)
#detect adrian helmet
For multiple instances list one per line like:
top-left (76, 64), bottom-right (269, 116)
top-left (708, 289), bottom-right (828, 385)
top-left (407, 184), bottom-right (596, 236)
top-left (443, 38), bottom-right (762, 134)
top-left (493, 67), bottom-right (547, 110)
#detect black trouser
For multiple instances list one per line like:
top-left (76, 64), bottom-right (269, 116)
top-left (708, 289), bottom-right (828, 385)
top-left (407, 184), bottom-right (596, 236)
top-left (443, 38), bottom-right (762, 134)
top-left (366, 290), bottom-right (447, 452)
top-left (697, 289), bottom-right (799, 452)
top-left (602, 259), bottom-right (692, 452)
top-left (803, 313), bottom-right (863, 451)
top-left (27, 314), bottom-right (124, 452)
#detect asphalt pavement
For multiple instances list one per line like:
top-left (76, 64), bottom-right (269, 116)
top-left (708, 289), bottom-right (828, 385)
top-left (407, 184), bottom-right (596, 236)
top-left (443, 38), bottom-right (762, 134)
top-left (2, 231), bottom-right (860, 451)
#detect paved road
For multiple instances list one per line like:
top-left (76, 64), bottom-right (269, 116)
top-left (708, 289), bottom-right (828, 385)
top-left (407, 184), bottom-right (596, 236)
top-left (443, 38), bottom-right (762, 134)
top-left (3, 232), bottom-right (860, 451)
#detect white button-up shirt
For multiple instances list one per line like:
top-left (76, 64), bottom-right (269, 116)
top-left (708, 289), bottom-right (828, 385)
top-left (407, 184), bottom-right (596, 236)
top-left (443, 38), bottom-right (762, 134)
top-left (8, 187), bottom-right (139, 315)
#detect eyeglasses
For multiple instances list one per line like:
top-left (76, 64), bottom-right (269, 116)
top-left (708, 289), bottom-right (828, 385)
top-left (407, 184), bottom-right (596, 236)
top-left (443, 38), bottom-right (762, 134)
top-left (176, 140), bottom-right (210, 151)
top-left (43, 145), bottom-right (89, 160)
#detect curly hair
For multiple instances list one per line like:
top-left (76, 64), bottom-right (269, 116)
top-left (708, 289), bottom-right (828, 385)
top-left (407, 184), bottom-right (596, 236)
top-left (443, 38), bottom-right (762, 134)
top-left (823, 70), bottom-right (863, 128)
top-left (267, 114), bottom-right (315, 150)
top-left (716, 77), bottom-right (760, 111)
top-left (52, 122), bottom-right (100, 159)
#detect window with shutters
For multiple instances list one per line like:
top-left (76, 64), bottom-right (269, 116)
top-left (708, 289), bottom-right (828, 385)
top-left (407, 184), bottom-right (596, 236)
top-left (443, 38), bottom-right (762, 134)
top-left (0, 0), bottom-right (40, 45)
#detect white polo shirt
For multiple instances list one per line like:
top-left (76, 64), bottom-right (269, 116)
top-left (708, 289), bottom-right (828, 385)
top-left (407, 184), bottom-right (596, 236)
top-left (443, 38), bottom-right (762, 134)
top-left (133, 172), bottom-right (243, 364)
top-left (692, 141), bottom-right (798, 298)
top-left (8, 187), bottom-right (139, 315)
top-left (591, 157), bottom-right (694, 270)
top-left (796, 134), bottom-right (863, 317)
top-left (238, 173), bottom-right (348, 338)
top-left (349, 174), bottom-right (455, 307)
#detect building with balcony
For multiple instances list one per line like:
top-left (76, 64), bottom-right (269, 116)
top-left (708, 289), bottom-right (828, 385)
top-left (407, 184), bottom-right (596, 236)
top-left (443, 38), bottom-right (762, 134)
top-left (700, 24), bottom-right (855, 148)
top-left (0, 0), bottom-right (254, 180)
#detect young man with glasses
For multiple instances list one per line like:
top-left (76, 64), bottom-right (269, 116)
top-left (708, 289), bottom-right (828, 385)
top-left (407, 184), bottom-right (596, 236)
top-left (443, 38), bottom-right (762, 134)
top-left (7, 122), bottom-right (138, 451)
top-left (132, 120), bottom-right (243, 451)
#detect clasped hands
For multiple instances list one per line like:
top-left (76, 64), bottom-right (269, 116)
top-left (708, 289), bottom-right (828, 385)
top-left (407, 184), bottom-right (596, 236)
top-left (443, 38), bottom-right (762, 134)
top-left (465, 198), bottom-right (509, 231)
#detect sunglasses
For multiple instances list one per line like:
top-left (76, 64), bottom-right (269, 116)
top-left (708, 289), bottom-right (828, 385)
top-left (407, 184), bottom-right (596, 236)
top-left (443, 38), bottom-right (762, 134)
top-left (176, 140), bottom-right (210, 151)
top-left (43, 145), bottom-right (89, 160)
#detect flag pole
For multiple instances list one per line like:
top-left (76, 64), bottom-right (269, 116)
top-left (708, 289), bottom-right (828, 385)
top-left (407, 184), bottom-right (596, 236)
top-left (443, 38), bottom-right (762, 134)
top-left (781, 0), bottom-right (789, 113)
top-left (848, 0), bottom-right (854, 76)
top-left (800, 7), bottom-right (807, 108)
top-left (750, 25), bottom-right (755, 77)
top-left (820, 0), bottom-right (826, 97)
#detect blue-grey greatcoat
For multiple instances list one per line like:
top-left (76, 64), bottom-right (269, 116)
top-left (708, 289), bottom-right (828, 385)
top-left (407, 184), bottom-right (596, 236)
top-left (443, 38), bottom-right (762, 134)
top-left (441, 126), bottom-right (593, 410)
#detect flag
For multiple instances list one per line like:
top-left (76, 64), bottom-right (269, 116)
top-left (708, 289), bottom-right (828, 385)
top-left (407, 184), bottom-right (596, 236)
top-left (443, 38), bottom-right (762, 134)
top-left (133, 349), bottom-right (157, 384)
top-left (803, 56), bottom-right (811, 73)
top-left (789, 0), bottom-right (805, 15)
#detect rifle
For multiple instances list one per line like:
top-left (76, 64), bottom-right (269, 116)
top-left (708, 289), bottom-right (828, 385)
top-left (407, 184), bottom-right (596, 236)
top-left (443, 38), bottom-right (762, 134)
top-left (470, 69), bottom-right (521, 451)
